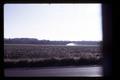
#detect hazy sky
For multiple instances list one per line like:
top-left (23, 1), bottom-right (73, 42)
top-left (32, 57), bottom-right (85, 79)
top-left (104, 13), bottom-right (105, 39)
top-left (4, 4), bottom-right (102, 41)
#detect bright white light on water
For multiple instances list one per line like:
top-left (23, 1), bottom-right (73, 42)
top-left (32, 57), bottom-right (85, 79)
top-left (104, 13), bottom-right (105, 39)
top-left (66, 43), bottom-right (77, 46)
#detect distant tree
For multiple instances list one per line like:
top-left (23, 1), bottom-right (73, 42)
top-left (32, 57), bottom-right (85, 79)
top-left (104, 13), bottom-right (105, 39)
top-left (4, 38), bottom-right (102, 45)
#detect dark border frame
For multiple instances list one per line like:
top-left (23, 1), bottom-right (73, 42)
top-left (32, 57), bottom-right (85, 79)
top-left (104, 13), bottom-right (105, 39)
top-left (0, 0), bottom-right (112, 79)
top-left (102, 4), bottom-right (112, 77)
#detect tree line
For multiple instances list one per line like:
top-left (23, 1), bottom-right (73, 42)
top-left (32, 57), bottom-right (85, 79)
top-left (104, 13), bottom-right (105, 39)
top-left (4, 38), bottom-right (101, 45)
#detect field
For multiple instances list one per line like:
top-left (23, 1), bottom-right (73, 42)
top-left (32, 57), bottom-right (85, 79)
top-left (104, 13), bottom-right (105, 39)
top-left (4, 44), bottom-right (103, 67)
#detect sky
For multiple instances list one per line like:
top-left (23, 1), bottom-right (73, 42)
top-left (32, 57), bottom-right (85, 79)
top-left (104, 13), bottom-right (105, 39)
top-left (4, 4), bottom-right (102, 41)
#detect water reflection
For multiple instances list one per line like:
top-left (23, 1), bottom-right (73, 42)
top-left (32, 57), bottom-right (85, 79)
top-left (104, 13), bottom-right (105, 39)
top-left (5, 66), bottom-right (102, 77)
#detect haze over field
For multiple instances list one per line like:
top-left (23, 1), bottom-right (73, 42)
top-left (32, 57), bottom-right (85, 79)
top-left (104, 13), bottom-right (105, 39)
top-left (4, 4), bottom-right (102, 41)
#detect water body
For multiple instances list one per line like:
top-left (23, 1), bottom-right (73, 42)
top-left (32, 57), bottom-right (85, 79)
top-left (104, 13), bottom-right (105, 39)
top-left (4, 66), bottom-right (103, 77)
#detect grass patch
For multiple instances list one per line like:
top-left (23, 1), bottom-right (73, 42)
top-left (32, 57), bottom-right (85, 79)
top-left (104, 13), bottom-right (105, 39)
top-left (4, 44), bottom-right (102, 68)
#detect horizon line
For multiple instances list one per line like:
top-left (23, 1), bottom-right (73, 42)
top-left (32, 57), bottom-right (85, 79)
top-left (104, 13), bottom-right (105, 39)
top-left (4, 37), bottom-right (102, 42)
